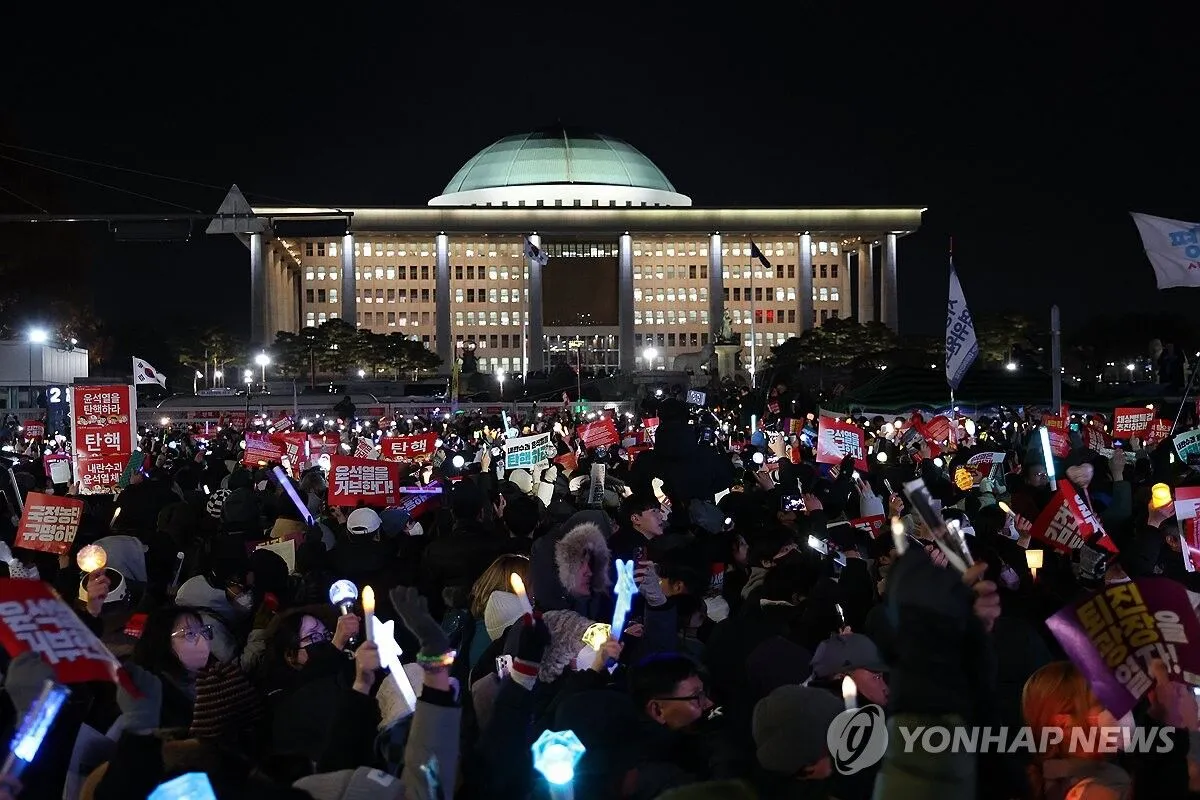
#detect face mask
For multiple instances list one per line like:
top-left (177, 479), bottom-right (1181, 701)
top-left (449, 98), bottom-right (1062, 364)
top-left (407, 521), bottom-right (424, 537)
top-left (233, 592), bottom-right (254, 613)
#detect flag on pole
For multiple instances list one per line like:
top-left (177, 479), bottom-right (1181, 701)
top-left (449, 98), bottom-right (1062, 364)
top-left (1130, 212), bottom-right (1200, 289)
top-left (132, 357), bottom-right (167, 388)
top-left (523, 236), bottom-right (548, 267)
top-left (945, 259), bottom-right (978, 392)
top-left (749, 241), bottom-right (772, 270)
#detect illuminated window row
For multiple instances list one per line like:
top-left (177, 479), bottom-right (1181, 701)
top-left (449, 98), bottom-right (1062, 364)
top-left (633, 310), bottom-right (711, 326)
top-left (304, 288), bottom-right (339, 304)
top-left (454, 312), bottom-right (529, 327)
top-left (454, 288), bottom-right (527, 303)
top-left (634, 287), bottom-right (710, 303)
top-left (633, 264), bottom-right (710, 280)
top-left (357, 289), bottom-right (433, 303)
top-left (454, 265), bottom-right (527, 281)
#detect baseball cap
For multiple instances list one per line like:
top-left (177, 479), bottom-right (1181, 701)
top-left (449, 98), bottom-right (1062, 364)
top-left (753, 685), bottom-right (843, 774)
top-left (810, 633), bottom-right (888, 680)
top-left (346, 507), bottom-right (382, 535)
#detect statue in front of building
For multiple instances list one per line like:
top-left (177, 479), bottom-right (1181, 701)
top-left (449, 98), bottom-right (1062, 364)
top-left (716, 311), bottom-right (735, 344)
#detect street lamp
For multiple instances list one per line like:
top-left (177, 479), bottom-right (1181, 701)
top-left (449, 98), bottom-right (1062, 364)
top-left (643, 347), bottom-right (658, 371)
top-left (496, 368), bottom-right (506, 400)
top-left (243, 369), bottom-right (253, 386)
top-left (27, 328), bottom-right (47, 410)
top-left (214, 369), bottom-right (223, 387)
top-left (255, 352), bottom-right (270, 385)
top-left (193, 370), bottom-right (203, 395)
top-left (357, 369), bottom-right (366, 379)
top-left (1005, 361), bottom-right (1017, 371)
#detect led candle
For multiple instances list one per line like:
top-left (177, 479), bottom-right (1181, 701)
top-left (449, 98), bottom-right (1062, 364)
top-left (361, 585), bottom-right (375, 642)
top-left (842, 675), bottom-right (858, 710)
top-left (510, 573), bottom-right (533, 616)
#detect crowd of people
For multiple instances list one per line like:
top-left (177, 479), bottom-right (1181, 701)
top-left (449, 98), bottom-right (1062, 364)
top-left (0, 385), bottom-right (1195, 799)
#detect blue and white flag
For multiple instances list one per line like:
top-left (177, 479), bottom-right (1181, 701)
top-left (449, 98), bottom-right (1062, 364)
top-left (945, 260), bottom-right (978, 392)
top-left (1130, 212), bottom-right (1200, 289)
top-left (523, 236), bottom-right (548, 267)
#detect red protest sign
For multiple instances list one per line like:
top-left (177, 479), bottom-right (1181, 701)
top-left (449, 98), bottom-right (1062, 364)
top-left (849, 515), bottom-right (886, 539)
top-left (23, 421), bottom-right (44, 439)
top-left (242, 433), bottom-right (283, 467)
top-left (1082, 424), bottom-right (1111, 453)
top-left (267, 416), bottom-right (293, 434)
top-left (380, 433), bottom-right (438, 462)
top-left (1112, 408), bottom-right (1154, 439)
top-left (553, 451), bottom-right (579, 473)
top-left (279, 433), bottom-right (309, 467)
top-left (816, 419), bottom-right (868, 472)
top-left (924, 416), bottom-right (952, 443)
top-left (0, 580), bottom-right (135, 693)
top-left (1030, 484), bottom-right (1119, 555)
top-left (70, 385), bottom-right (136, 495)
top-left (1042, 417), bottom-right (1071, 458)
top-left (576, 419), bottom-right (619, 450)
top-left (15, 493), bottom-right (83, 555)
top-left (1183, 519), bottom-right (1200, 573)
top-left (1145, 419), bottom-right (1173, 447)
top-left (327, 455), bottom-right (401, 507)
top-left (353, 438), bottom-right (377, 459)
top-left (1175, 487), bottom-right (1200, 521)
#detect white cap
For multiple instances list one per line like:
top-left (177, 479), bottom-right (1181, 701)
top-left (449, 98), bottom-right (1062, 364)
top-left (346, 507), bottom-right (382, 535)
top-left (508, 469), bottom-right (534, 495)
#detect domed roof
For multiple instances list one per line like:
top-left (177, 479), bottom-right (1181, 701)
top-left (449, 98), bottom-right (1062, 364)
top-left (441, 127), bottom-right (678, 195)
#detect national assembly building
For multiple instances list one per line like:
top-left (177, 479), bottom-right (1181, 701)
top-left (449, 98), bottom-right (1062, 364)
top-left (211, 127), bottom-right (923, 376)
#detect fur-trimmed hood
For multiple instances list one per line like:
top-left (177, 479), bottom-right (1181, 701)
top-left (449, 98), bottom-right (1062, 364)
top-left (555, 521), bottom-right (612, 597)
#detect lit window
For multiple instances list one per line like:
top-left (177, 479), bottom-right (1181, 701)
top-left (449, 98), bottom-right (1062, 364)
top-left (733, 310), bottom-right (742, 324)
top-left (666, 289), bottom-right (675, 302)
top-left (318, 312), bottom-right (327, 324)
top-left (375, 267), bottom-right (383, 279)
top-left (700, 311), bottom-right (709, 324)
top-left (688, 288), bottom-right (697, 302)
top-left (455, 289), bottom-right (464, 303)
top-left (501, 288), bottom-right (509, 303)
top-left (387, 312), bottom-right (396, 327)
top-left (819, 241), bottom-right (829, 254)
top-left (501, 312), bottom-right (510, 325)
top-left (386, 268), bottom-right (396, 280)
top-left (500, 267), bottom-right (509, 280)
top-left (634, 288), bottom-right (643, 302)
top-left (306, 312), bottom-right (316, 325)
top-left (329, 242), bottom-right (337, 257)
top-left (699, 288), bottom-right (708, 301)
top-left (787, 288), bottom-right (796, 301)
top-left (776, 288), bottom-right (785, 301)
top-left (819, 287), bottom-right (828, 301)
top-left (329, 289), bottom-right (338, 303)
top-left (330, 269), bottom-right (337, 281)
top-left (316, 268), bottom-right (326, 280)
top-left (489, 312), bottom-right (498, 325)
top-left (489, 289), bottom-right (498, 303)
top-left (456, 312), bottom-right (465, 326)
top-left (305, 269), bottom-right (315, 281)
top-left (811, 243), bottom-right (818, 257)
top-left (831, 244), bottom-right (839, 256)
top-left (490, 268), bottom-right (498, 280)
top-left (634, 310), bottom-right (643, 325)
top-left (831, 287), bottom-right (840, 302)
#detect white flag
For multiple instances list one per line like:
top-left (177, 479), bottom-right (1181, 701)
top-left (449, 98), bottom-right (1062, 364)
top-left (1130, 212), bottom-right (1200, 289)
top-left (523, 236), bottom-right (548, 266)
top-left (945, 260), bottom-right (978, 392)
top-left (132, 357), bottom-right (166, 388)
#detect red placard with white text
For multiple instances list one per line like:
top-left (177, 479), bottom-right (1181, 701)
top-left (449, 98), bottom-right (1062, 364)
top-left (576, 419), bottom-right (620, 450)
top-left (380, 433), bottom-right (438, 462)
top-left (14, 493), bottom-right (83, 555)
top-left (1145, 419), bottom-right (1173, 447)
top-left (327, 455), bottom-right (401, 507)
top-left (70, 385), bottom-right (136, 495)
top-left (849, 515), bottom-right (886, 539)
top-left (23, 421), bottom-right (44, 439)
top-left (1174, 487), bottom-right (1200, 521)
top-left (242, 433), bottom-right (284, 466)
top-left (1113, 408), bottom-right (1154, 439)
top-left (0, 580), bottom-right (136, 693)
top-left (816, 418), bottom-right (868, 472)
top-left (1030, 484), bottom-right (1119, 555)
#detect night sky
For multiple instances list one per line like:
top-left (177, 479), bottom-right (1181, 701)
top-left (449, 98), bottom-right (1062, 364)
top-left (1, 6), bottom-right (1195, 358)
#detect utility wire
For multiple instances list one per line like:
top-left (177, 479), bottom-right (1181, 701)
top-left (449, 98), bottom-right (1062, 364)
top-left (0, 141), bottom-right (320, 208)
top-left (0, 152), bottom-right (201, 212)
top-left (0, 183), bottom-right (47, 213)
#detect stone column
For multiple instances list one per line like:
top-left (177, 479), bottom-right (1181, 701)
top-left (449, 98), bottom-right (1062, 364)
top-left (881, 233), bottom-right (898, 332)
top-left (527, 233), bottom-right (545, 372)
top-left (618, 233), bottom-right (634, 371)
top-left (857, 244), bottom-right (874, 323)
top-left (341, 234), bottom-right (356, 327)
top-left (799, 233), bottom-right (813, 331)
top-left (250, 232), bottom-right (268, 346)
top-left (842, 250), bottom-right (853, 321)
top-left (436, 233), bottom-right (452, 368)
top-left (708, 233), bottom-right (723, 342)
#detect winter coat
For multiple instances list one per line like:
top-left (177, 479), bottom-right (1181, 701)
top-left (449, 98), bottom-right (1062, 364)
top-left (529, 510), bottom-right (613, 617)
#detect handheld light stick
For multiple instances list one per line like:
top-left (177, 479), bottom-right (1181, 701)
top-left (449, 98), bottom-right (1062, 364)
top-left (329, 579), bottom-right (361, 648)
top-left (842, 676), bottom-right (857, 710)
top-left (531, 729), bottom-right (586, 800)
top-left (1026, 549), bottom-right (1043, 580)
top-left (890, 517), bottom-right (907, 555)
top-left (271, 466), bottom-right (314, 525)
top-left (76, 544), bottom-right (107, 574)
top-left (1038, 427), bottom-right (1057, 490)
top-left (361, 585), bottom-right (375, 642)
top-left (610, 559), bottom-right (637, 641)
top-left (509, 573), bottom-right (533, 616)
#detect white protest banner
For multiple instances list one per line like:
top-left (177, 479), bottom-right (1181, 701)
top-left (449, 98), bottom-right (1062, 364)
top-left (503, 432), bottom-right (555, 471)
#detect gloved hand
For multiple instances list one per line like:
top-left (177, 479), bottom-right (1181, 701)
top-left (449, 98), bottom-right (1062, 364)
top-left (502, 612), bottom-right (550, 690)
top-left (855, 479), bottom-right (886, 518)
top-left (389, 586), bottom-right (453, 662)
top-left (117, 663), bottom-right (163, 735)
top-left (635, 561), bottom-right (667, 608)
top-left (2, 651), bottom-right (55, 717)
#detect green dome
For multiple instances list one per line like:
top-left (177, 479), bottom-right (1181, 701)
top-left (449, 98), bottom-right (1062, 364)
top-left (442, 127), bottom-right (678, 194)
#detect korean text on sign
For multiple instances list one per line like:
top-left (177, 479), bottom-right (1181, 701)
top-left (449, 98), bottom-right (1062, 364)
top-left (15, 494), bottom-right (83, 555)
top-left (1076, 582), bottom-right (1186, 701)
top-left (80, 391), bottom-right (124, 416)
top-left (333, 464), bottom-right (394, 496)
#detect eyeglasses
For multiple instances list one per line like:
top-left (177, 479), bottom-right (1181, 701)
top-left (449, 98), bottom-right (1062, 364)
top-left (656, 688), bottom-right (708, 704)
top-left (298, 629), bottom-right (334, 648)
top-left (171, 625), bottom-right (214, 644)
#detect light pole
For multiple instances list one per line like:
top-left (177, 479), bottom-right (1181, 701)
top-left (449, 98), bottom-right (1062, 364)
top-left (193, 370), bottom-right (203, 395)
top-left (496, 368), bottom-right (506, 401)
top-left (214, 369), bottom-right (223, 387)
top-left (643, 346), bottom-right (658, 372)
top-left (27, 328), bottom-right (47, 410)
top-left (255, 353), bottom-right (270, 386)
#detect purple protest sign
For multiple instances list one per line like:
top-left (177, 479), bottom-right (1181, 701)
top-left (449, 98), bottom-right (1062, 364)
top-left (1046, 577), bottom-right (1200, 718)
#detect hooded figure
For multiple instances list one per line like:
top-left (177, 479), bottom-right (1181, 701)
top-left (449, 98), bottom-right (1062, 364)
top-left (531, 517), bottom-right (614, 623)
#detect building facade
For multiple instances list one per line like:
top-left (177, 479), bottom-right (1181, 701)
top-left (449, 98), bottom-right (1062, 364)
top-left (228, 128), bottom-right (922, 375)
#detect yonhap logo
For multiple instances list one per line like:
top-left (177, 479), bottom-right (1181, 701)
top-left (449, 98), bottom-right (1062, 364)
top-left (827, 704), bottom-right (888, 774)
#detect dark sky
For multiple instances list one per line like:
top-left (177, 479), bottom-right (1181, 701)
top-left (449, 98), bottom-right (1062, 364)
top-left (1, 5), bottom-right (1196, 356)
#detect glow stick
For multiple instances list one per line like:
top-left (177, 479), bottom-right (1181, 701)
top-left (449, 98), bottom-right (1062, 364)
top-left (361, 585), bottom-right (375, 642)
top-left (369, 616), bottom-right (418, 710)
top-left (610, 559), bottom-right (636, 640)
top-left (531, 729), bottom-right (585, 800)
top-left (1038, 427), bottom-right (1057, 490)
top-left (510, 573), bottom-right (533, 615)
top-left (842, 676), bottom-right (858, 710)
top-left (271, 466), bottom-right (314, 525)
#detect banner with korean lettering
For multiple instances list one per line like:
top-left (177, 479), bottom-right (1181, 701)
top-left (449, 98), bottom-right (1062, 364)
top-left (242, 433), bottom-right (283, 467)
top-left (1174, 429), bottom-right (1200, 467)
top-left (23, 421), bottom-right (44, 439)
top-left (327, 455), bottom-right (401, 507)
top-left (353, 438), bottom-right (378, 459)
top-left (576, 419), bottom-right (620, 450)
top-left (309, 433), bottom-right (341, 467)
top-left (1112, 408), bottom-right (1154, 439)
top-left (1182, 519), bottom-right (1200, 573)
top-left (960, 451), bottom-right (1007, 488)
top-left (1144, 419), bottom-right (1173, 447)
top-left (1030, 484), bottom-right (1119, 555)
top-left (1043, 417), bottom-right (1071, 458)
top-left (816, 418), bottom-right (868, 472)
top-left (70, 385), bottom-right (136, 495)
top-left (279, 433), bottom-right (309, 474)
top-left (945, 260), bottom-right (978, 392)
top-left (1046, 577), bottom-right (1200, 717)
top-left (849, 515), bottom-right (885, 539)
top-left (380, 433), bottom-right (438, 462)
top-left (0, 580), bottom-right (136, 693)
top-left (503, 432), bottom-right (556, 471)
top-left (14, 493), bottom-right (83, 555)
top-left (1082, 424), bottom-right (1111, 454)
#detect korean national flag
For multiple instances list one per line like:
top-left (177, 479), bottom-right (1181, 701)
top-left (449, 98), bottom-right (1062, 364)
top-left (945, 262), bottom-right (978, 392)
top-left (523, 236), bottom-right (548, 266)
top-left (133, 357), bottom-right (167, 388)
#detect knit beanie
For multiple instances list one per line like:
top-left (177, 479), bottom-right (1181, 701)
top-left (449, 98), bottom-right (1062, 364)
top-left (539, 609), bottom-right (595, 683)
top-left (189, 661), bottom-right (264, 740)
top-left (206, 489), bottom-right (231, 520)
top-left (484, 591), bottom-right (525, 641)
top-left (294, 767), bottom-right (405, 800)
